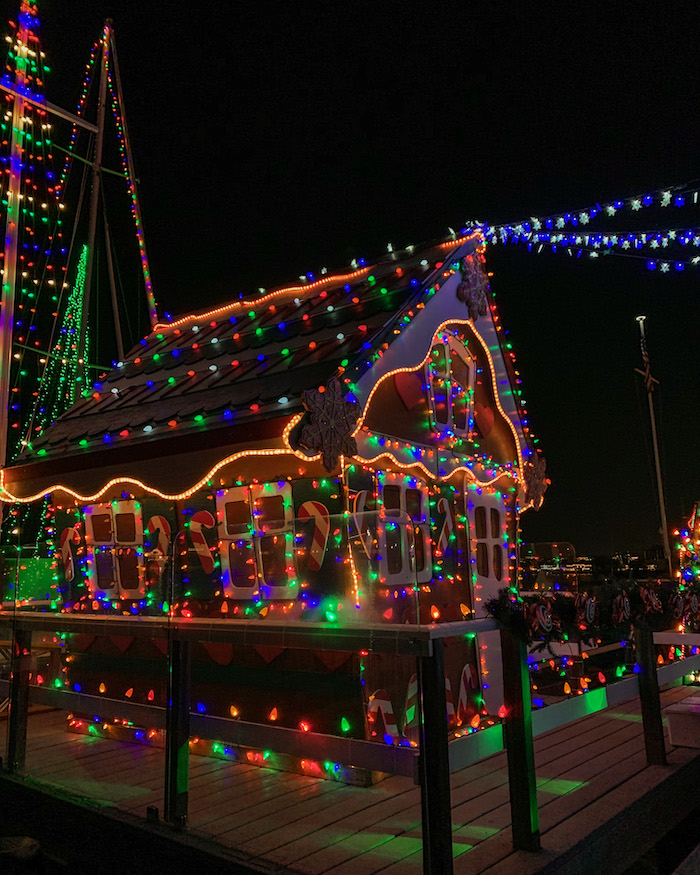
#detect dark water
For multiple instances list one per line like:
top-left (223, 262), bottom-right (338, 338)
top-left (622, 806), bottom-right (700, 874)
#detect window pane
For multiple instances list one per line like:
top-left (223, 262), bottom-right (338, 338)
top-left (117, 548), bottom-right (140, 589)
top-left (450, 353), bottom-right (469, 389)
top-left (256, 496), bottom-right (286, 531)
top-left (413, 525), bottom-right (425, 572)
top-left (228, 541), bottom-right (256, 588)
top-left (260, 534), bottom-right (287, 586)
top-left (433, 377), bottom-right (449, 424)
top-left (383, 485), bottom-right (401, 512)
top-left (474, 506), bottom-right (486, 540)
top-left (91, 513), bottom-right (112, 543)
top-left (476, 542), bottom-right (489, 577)
top-left (225, 500), bottom-right (251, 536)
top-left (452, 390), bottom-right (468, 431)
top-left (405, 489), bottom-right (422, 521)
top-left (490, 508), bottom-right (500, 539)
top-left (493, 545), bottom-right (503, 581)
top-left (430, 344), bottom-right (447, 375)
top-left (115, 513), bottom-right (136, 543)
top-left (95, 548), bottom-right (115, 589)
top-left (385, 522), bottom-right (403, 574)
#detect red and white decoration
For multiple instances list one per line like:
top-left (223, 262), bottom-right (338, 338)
top-left (298, 500), bottom-right (330, 571)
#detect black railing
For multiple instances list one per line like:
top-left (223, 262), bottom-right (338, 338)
top-left (0, 611), bottom-right (698, 875)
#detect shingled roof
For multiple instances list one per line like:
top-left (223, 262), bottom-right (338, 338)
top-left (24, 233), bottom-right (482, 463)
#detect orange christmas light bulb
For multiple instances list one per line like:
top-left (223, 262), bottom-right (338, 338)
top-left (269, 707), bottom-right (278, 721)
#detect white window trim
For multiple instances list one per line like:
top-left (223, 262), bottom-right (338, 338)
top-left (426, 334), bottom-right (475, 438)
top-left (378, 474), bottom-right (432, 586)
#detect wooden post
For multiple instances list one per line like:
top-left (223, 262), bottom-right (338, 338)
top-left (418, 639), bottom-right (453, 875)
top-left (635, 624), bottom-right (667, 766)
top-left (164, 637), bottom-right (191, 826)
top-left (500, 627), bottom-right (541, 851)
top-left (6, 628), bottom-right (31, 773)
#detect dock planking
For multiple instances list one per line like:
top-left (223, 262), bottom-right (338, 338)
top-left (5, 683), bottom-right (700, 874)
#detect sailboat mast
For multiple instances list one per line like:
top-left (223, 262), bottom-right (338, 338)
top-left (77, 20), bottom-right (111, 393)
top-left (109, 29), bottom-right (158, 330)
top-left (636, 315), bottom-right (673, 578)
top-left (0, 2), bottom-right (31, 469)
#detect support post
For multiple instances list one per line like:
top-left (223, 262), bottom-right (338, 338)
top-left (418, 638), bottom-right (453, 875)
top-left (164, 637), bottom-right (191, 827)
top-left (500, 627), bottom-right (541, 851)
top-left (6, 628), bottom-right (31, 773)
top-left (635, 624), bottom-right (666, 766)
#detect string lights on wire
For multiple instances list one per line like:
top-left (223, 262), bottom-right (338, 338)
top-left (467, 178), bottom-right (700, 273)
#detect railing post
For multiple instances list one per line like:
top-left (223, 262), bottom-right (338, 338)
top-left (500, 627), bottom-right (541, 851)
top-left (6, 627), bottom-right (31, 773)
top-left (418, 638), bottom-right (453, 875)
top-left (164, 637), bottom-right (191, 827)
top-left (635, 624), bottom-right (666, 765)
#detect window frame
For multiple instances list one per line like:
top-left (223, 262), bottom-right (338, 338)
top-left (468, 487), bottom-right (509, 616)
top-left (83, 500), bottom-right (144, 598)
top-left (378, 474), bottom-right (432, 586)
top-left (426, 335), bottom-right (475, 438)
top-left (216, 482), bottom-right (297, 600)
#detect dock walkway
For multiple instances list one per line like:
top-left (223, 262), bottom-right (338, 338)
top-left (2, 683), bottom-right (699, 874)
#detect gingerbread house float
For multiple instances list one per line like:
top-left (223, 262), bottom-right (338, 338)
top-left (2, 229), bottom-right (546, 770)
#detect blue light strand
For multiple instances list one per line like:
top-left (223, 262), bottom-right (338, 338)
top-left (480, 179), bottom-right (700, 239)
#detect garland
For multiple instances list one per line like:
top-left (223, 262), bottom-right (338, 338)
top-left (485, 580), bottom-right (700, 652)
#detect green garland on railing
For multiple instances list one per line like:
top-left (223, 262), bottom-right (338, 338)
top-left (485, 580), bottom-right (700, 651)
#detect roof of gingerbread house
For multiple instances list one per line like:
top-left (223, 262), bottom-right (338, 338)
top-left (21, 231), bottom-right (491, 465)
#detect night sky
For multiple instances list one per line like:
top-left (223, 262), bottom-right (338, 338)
top-left (28, 1), bottom-right (700, 556)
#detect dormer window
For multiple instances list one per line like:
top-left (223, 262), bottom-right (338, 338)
top-left (427, 336), bottom-right (474, 437)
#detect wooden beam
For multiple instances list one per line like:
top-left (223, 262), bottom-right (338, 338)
top-left (5, 628), bottom-right (31, 773)
top-left (418, 639), bottom-right (453, 874)
top-left (501, 627), bottom-right (541, 852)
top-left (165, 639), bottom-right (191, 826)
top-left (636, 624), bottom-right (667, 765)
top-left (0, 81), bottom-right (98, 132)
top-left (0, 611), bottom-right (497, 655)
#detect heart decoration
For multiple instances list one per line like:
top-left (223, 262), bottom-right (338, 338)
top-left (394, 371), bottom-right (424, 411)
top-left (474, 402), bottom-right (494, 437)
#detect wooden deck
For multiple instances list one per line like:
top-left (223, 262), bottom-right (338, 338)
top-left (3, 683), bottom-right (700, 874)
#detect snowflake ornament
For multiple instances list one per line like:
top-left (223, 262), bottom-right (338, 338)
top-left (299, 377), bottom-right (362, 472)
top-left (524, 454), bottom-right (549, 510)
top-left (456, 253), bottom-right (488, 321)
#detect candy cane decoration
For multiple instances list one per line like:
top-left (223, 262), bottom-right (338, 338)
top-left (146, 515), bottom-right (171, 555)
top-left (190, 510), bottom-right (216, 573)
top-left (352, 490), bottom-right (374, 559)
top-left (145, 515), bottom-right (171, 575)
top-left (403, 673), bottom-right (457, 734)
top-left (436, 497), bottom-right (454, 554)
top-left (298, 501), bottom-right (330, 571)
top-left (367, 689), bottom-right (399, 743)
top-left (445, 675), bottom-right (457, 726)
top-left (457, 663), bottom-right (478, 726)
top-left (403, 673), bottom-right (419, 735)
top-left (60, 527), bottom-right (80, 582)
